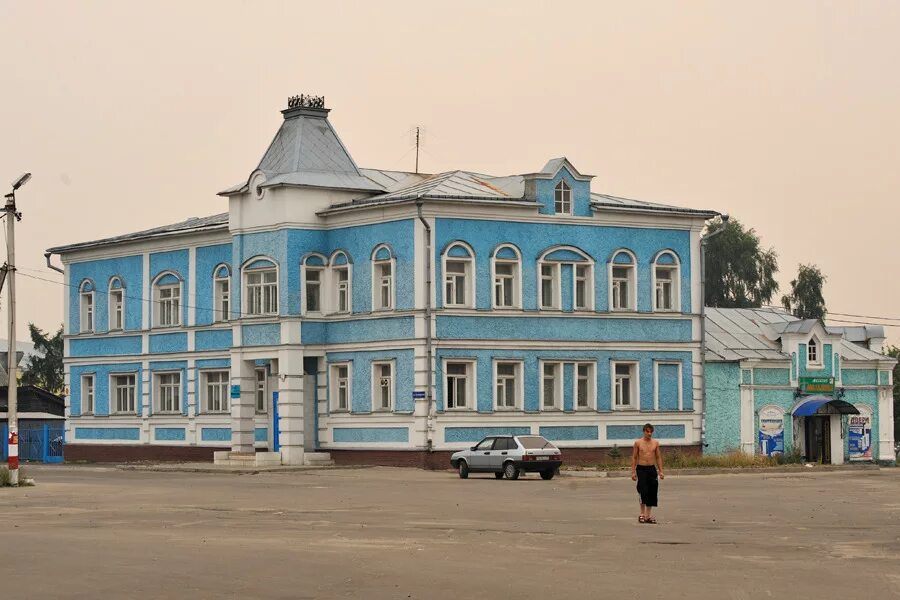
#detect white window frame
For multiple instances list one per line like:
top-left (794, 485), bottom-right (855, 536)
top-left (574, 362), bottom-right (596, 410)
top-left (554, 179), bottom-right (572, 214)
top-left (111, 373), bottom-right (137, 415)
top-left (653, 361), bottom-right (683, 411)
top-left (330, 363), bottom-right (351, 412)
top-left (255, 367), bottom-right (268, 413)
top-left (371, 361), bottom-right (394, 412)
top-left (244, 264), bottom-right (278, 317)
top-left (302, 254), bottom-right (327, 315)
top-left (154, 371), bottom-right (182, 414)
top-left (807, 337), bottom-right (821, 366)
top-left (108, 278), bottom-right (124, 331)
top-left (201, 370), bottom-right (230, 414)
top-left (651, 252), bottom-right (680, 313)
top-left (152, 273), bottom-right (182, 328)
top-left (79, 281), bottom-right (94, 333)
top-left (442, 243), bottom-right (475, 308)
top-left (491, 246), bottom-right (522, 309)
top-left (372, 255), bottom-right (395, 312)
top-left (443, 359), bottom-right (475, 411)
top-left (493, 360), bottom-right (523, 410)
top-left (612, 361), bottom-right (639, 411)
top-left (538, 262), bottom-right (561, 310)
top-left (573, 263), bottom-right (594, 311)
top-left (609, 251), bottom-right (637, 312)
top-left (213, 267), bottom-right (230, 322)
top-left (540, 361), bottom-right (563, 411)
top-left (81, 374), bottom-right (95, 414)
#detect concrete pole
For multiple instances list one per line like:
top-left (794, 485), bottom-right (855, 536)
top-left (5, 191), bottom-right (18, 486)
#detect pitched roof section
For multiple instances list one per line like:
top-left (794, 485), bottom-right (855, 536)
top-left (591, 193), bottom-right (719, 218)
top-left (46, 213), bottom-right (229, 254)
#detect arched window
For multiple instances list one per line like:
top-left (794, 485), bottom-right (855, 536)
top-left (371, 245), bottom-right (395, 311)
top-left (213, 265), bottom-right (230, 322)
top-left (538, 246), bottom-right (594, 311)
top-left (243, 258), bottom-right (278, 316)
top-left (807, 337), bottom-right (820, 365)
top-left (108, 277), bottom-right (125, 330)
top-left (302, 253), bottom-right (327, 314)
top-left (79, 279), bottom-right (95, 333)
top-left (554, 180), bottom-right (572, 214)
top-left (491, 244), bottom-right (521, 309)
top-left (152, 272), bottom-right (183, 327)
top-left (330, 251), bottom-right (353, 314)
top-left (609, 250), bottom-right (637, 311)
top-left (652, 251), bottom-right (680, 312)
top-left (442, 242), bottom-right (475, 308)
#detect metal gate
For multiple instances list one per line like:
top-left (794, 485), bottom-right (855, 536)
top-left (1, 423), bottom-right (64, 463)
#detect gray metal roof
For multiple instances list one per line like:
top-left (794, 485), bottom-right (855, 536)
top-left (46, 213), bottom-right (229, 254)
top-left (591, 193), bottom-right (719, 218)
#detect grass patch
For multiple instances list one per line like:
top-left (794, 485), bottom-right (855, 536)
top-left (575, 449), bottom-right (806, 471)
top-left (0, 466), bottom-right (32, 487)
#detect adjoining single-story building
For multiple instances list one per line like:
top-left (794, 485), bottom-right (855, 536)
top-left (1, 385), bottom-right (66, 463)
top-left (704, 308), bottom-right (896, 464)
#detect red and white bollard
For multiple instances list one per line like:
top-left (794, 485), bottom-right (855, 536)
top-left (7, 429), bottom-right (18, 486)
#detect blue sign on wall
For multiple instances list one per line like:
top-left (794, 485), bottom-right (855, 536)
top-left (758, 406), bottom-right (785, 457)
top-left (230, 385), bottom-right (241, 399)
top-left (412, 391), bottom-right (426, 399)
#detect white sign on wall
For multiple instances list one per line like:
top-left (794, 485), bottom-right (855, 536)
top-left (758, 405), bottom-right (785, 457)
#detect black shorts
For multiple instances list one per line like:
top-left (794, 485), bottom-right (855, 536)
top-left (636, 465), bottom-right (658, 507)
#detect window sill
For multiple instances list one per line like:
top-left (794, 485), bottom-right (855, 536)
top-left (153, 325), bottom-right (183, 330)
top-left (152, 412), bottom-right (183, 416)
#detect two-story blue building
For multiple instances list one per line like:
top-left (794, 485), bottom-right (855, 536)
top-left (48, 95), bottom-right (720, 467)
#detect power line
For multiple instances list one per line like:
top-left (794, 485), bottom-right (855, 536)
top-left (763, 303), bottom-right (900, 324)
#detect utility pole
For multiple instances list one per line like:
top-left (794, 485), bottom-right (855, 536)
top-left (5, 173), bottom-right (30, 486)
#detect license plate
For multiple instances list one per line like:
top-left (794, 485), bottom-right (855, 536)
top-left (537, 456), bottom-right (549, 461)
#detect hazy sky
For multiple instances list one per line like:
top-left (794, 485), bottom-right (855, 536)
top-left (1, 1), bottom-right (898, 344)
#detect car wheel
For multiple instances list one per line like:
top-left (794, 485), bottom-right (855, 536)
top-left (458, 460), bottom-right (469, 479)
top-left (503, 461), bottom-right (519, 480)
top-left (494, 472), bottom-right (504, 479)
top-left (540, 470), bottom-right (555, 480)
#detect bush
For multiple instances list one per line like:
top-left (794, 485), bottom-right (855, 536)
top-left (0, 466), bottom-right (29, 487)
top-left (581, 449), bottom-right (805, 471)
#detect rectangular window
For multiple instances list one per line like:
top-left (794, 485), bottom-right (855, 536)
top-left (331, 364), bottom-right (350, 411)
top-left (158, 285), bottom-right (181, 326)
top-left (203, 371), bottom-right (230, 413)
top-left (256, 368), bottom-right (267, 413)
top-left (494, 262), bottom-right (516, 308)
top-left (215, 278), bottom-right (230, 322)
top-left (305, 268), bottom-right (322, 313)
top-left (445, 362), bottom-right (471, 409)
top-left (375, 262), bottom-right (392, 310)
top-left (655, 267), bottom-right (675, 311)
top-left (575, 265), bottom-right (589, 310)
top-left (373, 362), bottom-right (393, 411)
top-left (540, 264), bottom-right (558, 309)
top-left (156, 372), bottom-right (181, 413)
top-left (495, 361), bottom-right (520, 409)
top-left (82, 375), bottom-right (94, 414)
top-left (81, 293), bottom-right (94, 332)
top-left (444, 261), bottom-right (468, 306)
top-left (614, 363), bottom-right (637, 409)
top-left (247, 269), bottom-right (278, 315)
top-left (335, 267), bottom-right (350, 313)
top-left (576, 362), bottom-right (595, 409)
top-left (612, 266), bottom-right (632, 310)
top-left (110, 290), bottom-right (123, 330)
top-left (542, 362), bottom-right (562, 410)
top-left (112, 374), bottom-right (137, 414)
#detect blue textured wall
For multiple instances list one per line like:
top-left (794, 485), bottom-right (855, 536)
top-left (704, 362), bottom-right (741, 454)
top-left (436, 316), bottom-right (691, 343)
top-left (333, 427), bottom-right (409, 443)
top-left (435, 348), bottom-right (693, 413)
top-left (302, 317), bottom-right (415, 345)
top-left (325, 349), bottom-right (416, 413)
top-left (195, 243), bottom-right (232, 325)
top-left (535, 166), bottom-right (592, 216)
top-left (842, 369), bottom-right (877, 386)
top-left (154, 428), bottom-right (186, 441)
top-left (754, 368), bottom-right (790, 386)
top-left (539, 426), bottom-right (598, 441)
top-left (149, 332), bottom-right (188, 354)
top-left (242, 323), bottom-right (281, 346)
top-left (434, 218), bottom-right (691, 313)
top-left (201, 427), bottom-right (231, 442)
top-left (149, 249), bottom-right (190, 326)
top-left (195, 329), bottom-right (233, 351)
top-left (69, 255), bottom-right (143, 333)
top-left (444, 426), bottom-right (532, 442)
top-left (657, 363), bottom-right (680, 410)
top-left (607, 424), bottom-right (685, 440)
top-left (70, 336), bottom-right (142, 357)
top-left (70, 362), bottom-right (143, 416)
top-left (74, 427), bottom-right (140, 441)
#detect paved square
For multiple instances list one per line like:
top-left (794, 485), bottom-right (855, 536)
top-left (2, 466), bottom-right (899, 599)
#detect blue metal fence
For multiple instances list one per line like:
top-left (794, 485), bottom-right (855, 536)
top-left (0, 422), bottom-right (64, 463)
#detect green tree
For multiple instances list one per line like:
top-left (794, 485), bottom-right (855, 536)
top-left (781, 264), bottom-right (827, 320)
top-left (20, 324), bottom-right (64, 394)
top-left (886, 345), bottom-right (900, 444)
top-left (704, 217), bottom-right (779, 308)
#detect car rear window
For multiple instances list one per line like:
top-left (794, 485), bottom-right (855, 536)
top-left (517, 436), bottom-right (556, 449)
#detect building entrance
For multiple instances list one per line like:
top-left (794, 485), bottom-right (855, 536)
top-left (804, 416), bottom-right (831, 463)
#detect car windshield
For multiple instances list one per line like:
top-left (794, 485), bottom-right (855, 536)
top-left (517, 436), bottom-right (556, 450)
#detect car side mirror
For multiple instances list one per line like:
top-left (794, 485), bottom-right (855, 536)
top-left (470, 446), bottom-right (477, 451)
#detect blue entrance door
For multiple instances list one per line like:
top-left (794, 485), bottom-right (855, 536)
top-left (272, 391), bottom-right (280, 452)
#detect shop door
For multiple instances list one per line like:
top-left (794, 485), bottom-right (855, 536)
top-left (805, 416), bottom-right (832, 464)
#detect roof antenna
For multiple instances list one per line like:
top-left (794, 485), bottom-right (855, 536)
top-left (415, 126), bottom-right (420, 174)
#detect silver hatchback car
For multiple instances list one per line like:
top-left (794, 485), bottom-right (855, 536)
top-left (450, 435), bottom-right (562, 480)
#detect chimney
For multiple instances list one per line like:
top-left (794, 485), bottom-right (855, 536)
top-left (281, 94), bottom-right (330, 119)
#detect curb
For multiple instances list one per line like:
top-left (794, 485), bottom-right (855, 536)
top-left (562, 464), bottom-right (885, 478)
top-left (117, 464), bottom-right (373, 475)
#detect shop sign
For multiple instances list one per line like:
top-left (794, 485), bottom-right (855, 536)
top-left (799, 376), bottom-right (834, 394)
top-left (758, 406), bottom-right (785, 457)
top-left (848, 414), bottom-right (872, 461)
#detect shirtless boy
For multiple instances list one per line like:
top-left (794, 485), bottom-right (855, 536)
top-left (631, 423), bottom-right (664, 524)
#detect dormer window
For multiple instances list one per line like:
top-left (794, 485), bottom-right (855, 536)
top-left (807, 337), bottom-right (820, 365)
top-left (554, 180), bottom-right (572, 214)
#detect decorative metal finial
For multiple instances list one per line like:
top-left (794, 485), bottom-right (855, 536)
top-left (287, 94), bottom-right (326, 110)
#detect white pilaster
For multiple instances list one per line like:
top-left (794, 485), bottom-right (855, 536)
top-left (878, 386), bottom-right (894, 461)
top-left (739, 385), bottom-right (754, 454)
top-left (830, 414), bottom-right (844, 465)
top-left (142, 253), bottom-right (150, 330)
top-left (230, 353), bottom-right (256, 453)
top-left (188, 246), bottom-right (196, 327)
top-left (277, 348), bottom-right (305, 465)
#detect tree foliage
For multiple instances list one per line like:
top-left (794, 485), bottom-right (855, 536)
top-left (886, 345), bottom-right (900, 444)
top-left (20, 324), bottom-right (64, 394)
top-left (781, 264), bottom-right (827, 320)
top-left (703, 217), bottom-right (779, 308)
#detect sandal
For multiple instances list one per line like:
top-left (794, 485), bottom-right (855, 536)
top-left (638, 515), bottom-right (646, 523)
top-left (645, 517), bottom-right (657, 524)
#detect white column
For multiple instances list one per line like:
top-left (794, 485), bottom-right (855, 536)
top-left (739, 386), bottom-right (754, 454)
top-left (277, 348), bottom-right (305, 465)
top-left (830, 414), bottom-right (844, 465)
top-left (878, 386), bottom-right (894, 461)
top-left (230, 354), bottom-right (255, 453)
top-left (142, 253), bottom-right (150, 330)
top-left (188, 246), bottom-right (197, 327)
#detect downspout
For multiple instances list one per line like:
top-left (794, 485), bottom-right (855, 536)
top-left (44, 252), bottom-right (64, 274)
top-left (416, 198), bottom-right (434, 452)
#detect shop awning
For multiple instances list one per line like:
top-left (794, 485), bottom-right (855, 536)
top-left (792, 395), bottom-right (860, 417)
